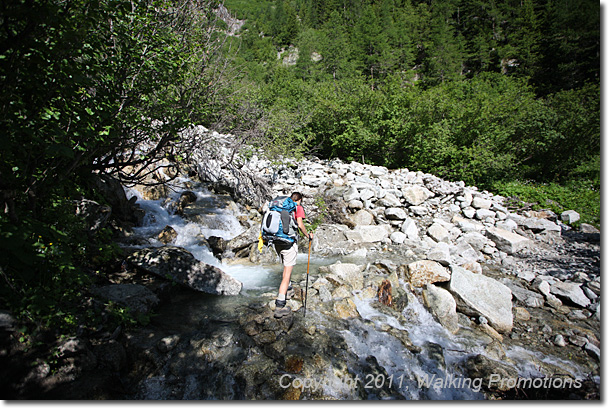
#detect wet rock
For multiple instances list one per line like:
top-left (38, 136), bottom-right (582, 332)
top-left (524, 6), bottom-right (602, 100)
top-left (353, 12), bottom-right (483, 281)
top-left (158, 225), bottom-right (177, 244)
top-left (157, 335), bottom-right (181, 353)
top-left (226, 224), bottom-right (259, 253)
top-left (126, 246), bottom-right (242, 295)
top-left (465, 354), bottom-right (519, 392)
top-left (207, 236), bottom-right (228, 258)
top-left (405, 260), bottom-right (451, 288)
top-left (333, 298), bottom-right (359, 319)
top-left (422, 284), bottom-right (459, 334)
top-left (92, 283), bottom-right (160, 315)
top-left (448, 265), bottom-right (513, 333)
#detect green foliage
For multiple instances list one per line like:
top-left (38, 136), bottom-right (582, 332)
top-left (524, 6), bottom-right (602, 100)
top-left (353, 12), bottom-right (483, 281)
top-left (493, 180), bottom-right (600, 228)
top-left (0, 0), bottom-right (228, 340)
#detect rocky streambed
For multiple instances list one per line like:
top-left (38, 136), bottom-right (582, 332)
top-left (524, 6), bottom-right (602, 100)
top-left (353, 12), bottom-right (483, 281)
top-left (1, 128), bottom-right (600, 400)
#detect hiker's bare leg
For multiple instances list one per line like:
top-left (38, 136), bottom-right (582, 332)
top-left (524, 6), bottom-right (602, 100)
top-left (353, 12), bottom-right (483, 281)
top-left (278, 265), bottom-right (293, 296)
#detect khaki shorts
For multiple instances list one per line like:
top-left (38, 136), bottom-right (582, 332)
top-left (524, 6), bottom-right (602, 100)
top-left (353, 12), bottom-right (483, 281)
top-left (274, 242), bottom-right (298, 267)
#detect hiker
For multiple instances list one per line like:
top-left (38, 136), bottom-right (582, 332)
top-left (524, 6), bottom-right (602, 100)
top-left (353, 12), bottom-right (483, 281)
top-left (273, 192), bottom-right (313, 318)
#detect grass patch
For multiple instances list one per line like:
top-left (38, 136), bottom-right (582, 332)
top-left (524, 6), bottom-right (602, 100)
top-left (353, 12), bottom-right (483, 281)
top-left (492, 180), bottom-right (600, 228)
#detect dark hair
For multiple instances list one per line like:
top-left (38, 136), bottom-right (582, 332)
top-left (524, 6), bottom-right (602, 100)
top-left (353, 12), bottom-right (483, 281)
top-left (291, 192), bottom-right (303, 202)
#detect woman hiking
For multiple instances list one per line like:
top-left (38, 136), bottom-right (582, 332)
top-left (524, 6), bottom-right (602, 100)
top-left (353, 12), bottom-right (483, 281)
top-left (273, 192), bottom-right (313, 318)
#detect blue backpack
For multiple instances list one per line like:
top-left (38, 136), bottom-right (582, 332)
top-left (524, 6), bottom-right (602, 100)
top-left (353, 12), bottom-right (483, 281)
top-left (261, 196), bottom-right (298, 245)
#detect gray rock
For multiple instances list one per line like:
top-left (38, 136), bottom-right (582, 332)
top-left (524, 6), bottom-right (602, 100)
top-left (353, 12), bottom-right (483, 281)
top-left (475, 209), bottom-right (496, 220)
top-left (426, 242), bottom-right (452, 266)
top-left (74, 199), bottom-right (112, 232)
top-left (390, 231), bottom-right (407, 244)
top-left (561, 210), bottom-right (580, 224)
top-left (401, 218), bottom-right (420, 240)
top-left (327, 262), bottom-right (364, 291)
top-left (549, 281), bottom-right (590, 308)
top-left (452, 215), bottom-right (484, 233)
top-left (495, 219), bottom-right (518, 232)
top-left (348, 199), bottom-right (364, 209)
top-left (0, 310), bottom-right (15, 331)
top-left (553, 334), bottom-right (566, 347)
top-left (448, 265), bottom-right (513, 333)
top-left (472, 197), bottom-right (493, 210)
top-left (459, 232), bottom-right (488, 252)
top-left (485, 227), bottom-right (530, 255)
top-left (427, 223), bottom-right (450, 243)
top-left (521, 217), bottom-right (561, 233)
top-left (351, 209), bottom-right (375, 226)
top-left (345, 224), bottom-right (392, 243)
top-left (377, 193), bottom-right (402, 207)
top-left (500, 279), bottom-right (544, 308)
top-left (385, 207), bottom-right (408, 220)
top-left (402, 185), bottom-right (433, 206)
top-left (410, 206), bottom-right (428, 216)
top-left (462, 207), bottom-right (476, 219)
top-left (127, 246), bottom-right (242, 295)
top-left (312, 224), bottom-right (352, 255)
top-left (422, 284), bottom-right (460, 334)
top-left (343, 186), bottom-right (361, 202)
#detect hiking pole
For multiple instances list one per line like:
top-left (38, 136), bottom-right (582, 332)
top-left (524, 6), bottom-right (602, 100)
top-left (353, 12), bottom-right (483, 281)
top-left (303, 237), bottom-right (312, 317)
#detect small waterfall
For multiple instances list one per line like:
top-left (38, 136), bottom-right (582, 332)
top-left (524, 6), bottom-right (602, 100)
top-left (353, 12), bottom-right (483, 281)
top-left (124, 182), bottom-right (275, 292)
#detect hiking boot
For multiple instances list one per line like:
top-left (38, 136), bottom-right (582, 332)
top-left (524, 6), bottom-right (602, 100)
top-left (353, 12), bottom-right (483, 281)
top-left (274, 299), bottom-right (291, 318)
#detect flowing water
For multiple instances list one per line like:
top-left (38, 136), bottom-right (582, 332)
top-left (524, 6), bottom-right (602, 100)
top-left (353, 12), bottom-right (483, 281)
top-left (122, 179), bottom-right (591, 400)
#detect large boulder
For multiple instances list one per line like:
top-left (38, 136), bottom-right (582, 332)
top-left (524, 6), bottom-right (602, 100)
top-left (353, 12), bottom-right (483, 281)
top-left (345, 224), bottom-right (392, 243)
top-left (422, 284), bottom-right (459, 334)
top-left (404, 260), bottom-right (451, 288)
top-left (521, 217), bottom-right (561, 233)
top-left (312, 224), bottom-right (352, 255)
top-left (126, 246), bottom-right (242, 295)
top-left (485, 227), bottom-right (530, 255)
top-left (448, 265), bottom-right (513, 333)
